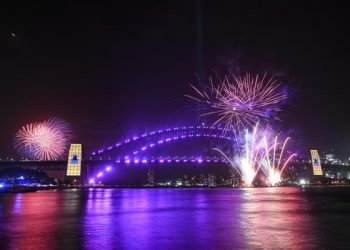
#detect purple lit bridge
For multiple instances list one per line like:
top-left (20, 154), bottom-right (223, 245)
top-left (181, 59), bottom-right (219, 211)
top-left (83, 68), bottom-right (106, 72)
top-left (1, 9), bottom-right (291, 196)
top-left (2, 125), bottom-right (349, 183)
top-left (86, 125), bottom-right (237, 184)
top-left (90, 125), bottom-right (236, 165)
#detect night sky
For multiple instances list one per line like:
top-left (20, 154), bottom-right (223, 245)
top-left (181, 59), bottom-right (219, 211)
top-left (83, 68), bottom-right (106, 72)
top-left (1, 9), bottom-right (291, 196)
top-left (1, 1), bottom-right (349, 158)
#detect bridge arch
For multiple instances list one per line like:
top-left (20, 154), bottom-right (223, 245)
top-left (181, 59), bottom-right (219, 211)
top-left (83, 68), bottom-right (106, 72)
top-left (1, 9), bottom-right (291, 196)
top-left (91, 125), bottom-right (236, 164)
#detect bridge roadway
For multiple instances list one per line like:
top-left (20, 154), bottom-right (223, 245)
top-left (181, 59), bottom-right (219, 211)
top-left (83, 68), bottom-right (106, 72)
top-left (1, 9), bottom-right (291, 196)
top-left (0, 160), bottom-right (348, 171)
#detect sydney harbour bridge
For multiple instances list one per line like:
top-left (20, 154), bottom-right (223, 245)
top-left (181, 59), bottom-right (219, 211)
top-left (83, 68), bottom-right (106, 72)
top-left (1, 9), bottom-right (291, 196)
top-left (2, 124), bottom-right (349, 183)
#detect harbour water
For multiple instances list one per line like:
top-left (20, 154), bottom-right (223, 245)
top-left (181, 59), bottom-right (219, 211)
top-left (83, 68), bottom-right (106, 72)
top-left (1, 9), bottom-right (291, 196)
top-left (1, 187), bottom-right (350, 249)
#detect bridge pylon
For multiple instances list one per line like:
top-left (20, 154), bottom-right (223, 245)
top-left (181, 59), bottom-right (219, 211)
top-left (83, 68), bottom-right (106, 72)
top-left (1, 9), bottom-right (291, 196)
top-left (65, 144), bottom-right (83, 184)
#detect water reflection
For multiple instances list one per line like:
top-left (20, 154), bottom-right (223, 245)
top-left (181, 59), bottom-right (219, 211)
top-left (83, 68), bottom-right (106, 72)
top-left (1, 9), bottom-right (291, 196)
top-left (83, 189), bottom-right (116, 249)
top-left (0, 187), bottom-right (349, 249)
top-left (0, 191), bottom-right (64, 250)
top-left (240, 188), bottom-right (319, 249)
top-left (82, 188), bottom-right (245, 249)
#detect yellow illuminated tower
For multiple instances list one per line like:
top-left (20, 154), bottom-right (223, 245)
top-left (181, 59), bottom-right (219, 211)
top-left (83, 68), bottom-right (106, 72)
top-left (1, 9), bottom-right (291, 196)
top-left (66, 144), bottom-right (82, 176)
top-left (310, 150), bottom-right (323, 176)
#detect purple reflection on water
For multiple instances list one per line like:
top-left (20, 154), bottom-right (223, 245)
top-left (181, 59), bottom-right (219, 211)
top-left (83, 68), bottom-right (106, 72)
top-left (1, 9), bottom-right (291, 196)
top-left (80, 188), bottom-right (324, 249)
top-left (1, 188), bottom-right (346, 250)
top-left (82, 189), bottom-right (246, 249)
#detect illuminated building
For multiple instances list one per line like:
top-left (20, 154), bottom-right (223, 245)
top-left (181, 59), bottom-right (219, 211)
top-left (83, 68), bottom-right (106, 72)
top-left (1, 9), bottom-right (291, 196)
top-left (66, 144), bottom-right (82, 176)
top-left (325, 154), bottom-right (335, 162)
top-left (208, 174), bottom-right (216, 187)
top-left (324, 153), bottom-right (342, 164)
top-left (199, 174), bottom-right (206, 185)
top-left (147, 169), bottom-right (154, 186)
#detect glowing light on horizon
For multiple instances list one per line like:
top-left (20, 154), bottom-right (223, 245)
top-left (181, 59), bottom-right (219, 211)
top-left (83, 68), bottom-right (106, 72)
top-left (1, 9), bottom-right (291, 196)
top-left (13, 117), bottom-right (72, 160)
top-left (299, 179), bottom-right (306, 185)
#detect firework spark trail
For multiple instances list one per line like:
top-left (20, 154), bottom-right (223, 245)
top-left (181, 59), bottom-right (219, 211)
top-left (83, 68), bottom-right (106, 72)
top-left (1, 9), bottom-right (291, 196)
top-left (214, 124), bottom-right (295, 187)
top-left (14, 117), bottom-right (72, 160)
top-left (214, 125), bottom-right (261, 187)
top-left (186, 73), bottom-right (287, 132)
top-left (259, 133), bottom-right (296, 186)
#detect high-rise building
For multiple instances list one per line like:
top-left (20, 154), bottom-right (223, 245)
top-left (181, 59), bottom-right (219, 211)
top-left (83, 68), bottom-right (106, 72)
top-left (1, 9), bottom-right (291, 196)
top-left (183, 175), bottom-right (190, 186)
top-left (199, 174), bottom-right (206, 185)
top-left (325, 154), bottom-right (335, 162)
top-left (208, 174), bottom-right (216, 187)
top-left (147, 169), bottom-right (154, 186)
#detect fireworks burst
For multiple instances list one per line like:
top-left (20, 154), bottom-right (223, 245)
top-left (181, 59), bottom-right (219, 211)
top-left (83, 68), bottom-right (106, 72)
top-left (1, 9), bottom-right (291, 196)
top-left (260, 135), bottom-right (296, 186)
top-left (186, 73), bottom-right (287, 132)
top-left (215, 124), bottom-right (295, 187)
top-left (14, 117), bottom-right (72, 160)
top-left (215, 125), bottom-right (262, 187)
